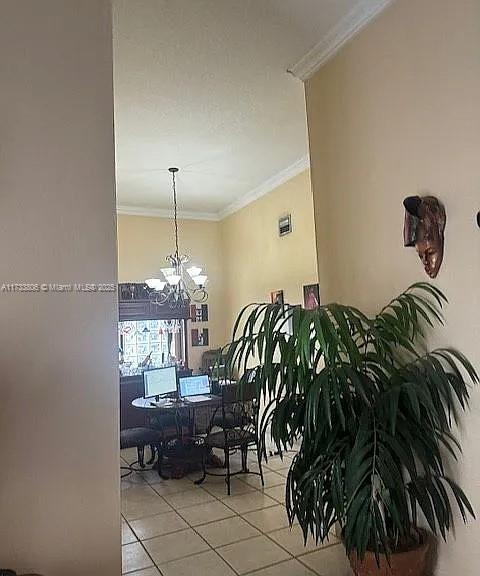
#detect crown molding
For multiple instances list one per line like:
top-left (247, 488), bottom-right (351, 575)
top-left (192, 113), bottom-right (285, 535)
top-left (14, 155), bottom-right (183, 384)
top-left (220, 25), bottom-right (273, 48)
top-left (117, 155), bottom-right (310, 222)
top-left (217, 155), bottom-right (310, 220)
top-left (116, 204), bottom-right (220, 221)
top-left (288, 0), bottom-right (395, 81)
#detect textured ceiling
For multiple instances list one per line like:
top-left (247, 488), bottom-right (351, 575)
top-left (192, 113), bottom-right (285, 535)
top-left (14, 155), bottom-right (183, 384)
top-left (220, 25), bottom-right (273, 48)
top-left (113, 0), bottom-right (360, 217)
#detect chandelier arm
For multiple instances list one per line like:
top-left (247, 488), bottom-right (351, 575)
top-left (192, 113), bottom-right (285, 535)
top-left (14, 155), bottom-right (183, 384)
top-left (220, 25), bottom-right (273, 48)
top-left (191, 288), bottom-right (208, 303)
top-left (153, 289), bottom-right (170, 305)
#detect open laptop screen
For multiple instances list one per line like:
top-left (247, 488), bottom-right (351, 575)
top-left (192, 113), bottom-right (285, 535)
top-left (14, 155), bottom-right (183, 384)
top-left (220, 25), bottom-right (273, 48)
top-left (178, 374), bottom-right (210, 398)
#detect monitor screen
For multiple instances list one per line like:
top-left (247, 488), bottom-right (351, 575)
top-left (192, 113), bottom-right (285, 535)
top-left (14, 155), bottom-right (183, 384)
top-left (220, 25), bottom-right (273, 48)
top-left (179, 374), bottom-right (210, 397)
top-left (143, 366), bottom-right (177, 399)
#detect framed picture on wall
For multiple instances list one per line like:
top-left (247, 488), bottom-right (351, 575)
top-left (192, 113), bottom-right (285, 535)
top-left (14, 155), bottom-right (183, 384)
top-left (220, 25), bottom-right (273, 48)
top-left (191, 327), bottom-right (209, 347)
top-left (201, 328), bottom-right (209, 346)
top-left (191, 328), bottom-right (199, 346)
top-left (190, 304), bottom-right (209, 322)
top-left (190, 304), bottom-right (197, 322)
top-left (303, 283), bottom-right (320, 310)
top-left (270, 289), bottom-right (284, 306)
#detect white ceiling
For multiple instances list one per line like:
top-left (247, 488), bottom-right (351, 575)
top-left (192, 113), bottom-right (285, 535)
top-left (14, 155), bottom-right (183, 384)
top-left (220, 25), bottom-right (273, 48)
top-left (113, 0), bottom-right (382, 219)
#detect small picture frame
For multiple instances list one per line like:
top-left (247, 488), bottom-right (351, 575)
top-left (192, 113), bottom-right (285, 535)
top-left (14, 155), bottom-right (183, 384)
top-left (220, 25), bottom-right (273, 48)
top-left (201, 328), bottom-right (209, 346)
top-left (190, 303), bottom-right (209, 322)
top-left (270, 290), bottom-right (284, 306)
top-left (303, 283), bottom-right (320, 310)
top-left (190, 304), bottom-right (197, 322)
top-left (191, 327), bottom-right (209, 347)
top-left (191, 328), bottom-right (199, 345)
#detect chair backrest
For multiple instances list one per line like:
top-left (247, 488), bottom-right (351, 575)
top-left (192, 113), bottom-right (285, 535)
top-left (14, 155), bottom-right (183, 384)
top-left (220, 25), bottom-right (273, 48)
top-left (219, 380), bottom-right (257, 431)
top-left (201, 348), bottom-right (222, 374)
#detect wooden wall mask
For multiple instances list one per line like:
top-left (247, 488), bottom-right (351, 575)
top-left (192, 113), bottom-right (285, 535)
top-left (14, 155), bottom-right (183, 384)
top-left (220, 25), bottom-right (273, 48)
top-left (403, 195), bottom-right (446, 278)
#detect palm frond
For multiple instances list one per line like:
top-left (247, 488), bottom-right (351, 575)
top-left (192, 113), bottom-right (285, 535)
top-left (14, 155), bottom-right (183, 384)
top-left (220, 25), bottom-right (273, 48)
top-left (224, 283), bottom-right (476, 559)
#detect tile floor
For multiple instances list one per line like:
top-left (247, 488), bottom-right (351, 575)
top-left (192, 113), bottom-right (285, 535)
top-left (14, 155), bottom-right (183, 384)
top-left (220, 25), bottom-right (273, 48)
top-left (121, 448), bottom-right (353, 576)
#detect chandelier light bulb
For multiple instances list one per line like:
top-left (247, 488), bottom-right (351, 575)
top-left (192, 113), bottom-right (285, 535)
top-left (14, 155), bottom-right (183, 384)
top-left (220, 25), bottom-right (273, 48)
top-left (167, 274), bottom-right (182, 286)
top-left (187, 266), bottom-right (202, 277)
top-left (192, 274), bottom-right (208, 287)
top-left (161, 267), bottom-right (175, 278)
top-left (145, 278), bottom-right (166, 291)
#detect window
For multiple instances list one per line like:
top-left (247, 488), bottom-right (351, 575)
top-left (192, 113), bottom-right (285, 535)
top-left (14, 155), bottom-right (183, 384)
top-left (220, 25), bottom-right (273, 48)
top-left (118, 319), bottom-right (183, 368)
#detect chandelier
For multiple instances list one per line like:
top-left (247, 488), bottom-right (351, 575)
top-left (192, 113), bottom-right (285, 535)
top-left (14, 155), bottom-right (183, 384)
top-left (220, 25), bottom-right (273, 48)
top-left (145, 167), bottom-right (208, 307)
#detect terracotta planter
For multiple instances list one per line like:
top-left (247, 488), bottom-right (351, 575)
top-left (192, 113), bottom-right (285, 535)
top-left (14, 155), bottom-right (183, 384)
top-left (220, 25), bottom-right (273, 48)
top-left (348, 530), bottom-right (432, 576)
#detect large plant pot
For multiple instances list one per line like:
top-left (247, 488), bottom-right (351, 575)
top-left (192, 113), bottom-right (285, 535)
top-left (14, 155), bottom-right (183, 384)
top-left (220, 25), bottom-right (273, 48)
top-left (348, 530), bottom-right (432, 576)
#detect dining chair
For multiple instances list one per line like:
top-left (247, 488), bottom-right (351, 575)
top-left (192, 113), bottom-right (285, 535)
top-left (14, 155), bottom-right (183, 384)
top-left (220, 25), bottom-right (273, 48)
top-left (195, 380), bottom-right (264, 495)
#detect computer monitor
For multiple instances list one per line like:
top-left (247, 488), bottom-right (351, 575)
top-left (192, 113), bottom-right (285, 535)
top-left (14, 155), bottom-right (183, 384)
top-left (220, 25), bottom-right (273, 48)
top-left (143, 366), bottom-right (177, 400)
top-left (178, 374), bottom-right (210, 398)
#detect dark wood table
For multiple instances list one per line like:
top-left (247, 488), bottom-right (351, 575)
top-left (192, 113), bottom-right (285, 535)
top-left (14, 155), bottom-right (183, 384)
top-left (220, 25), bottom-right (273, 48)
top-left (132, 395), bottom-right (221, 433)
top-left (131, 396), bottom-right (222, 478)
top-left (120, 369), bottom-right (193, 430)
top-left (132, 395), bottom-right (221, 411)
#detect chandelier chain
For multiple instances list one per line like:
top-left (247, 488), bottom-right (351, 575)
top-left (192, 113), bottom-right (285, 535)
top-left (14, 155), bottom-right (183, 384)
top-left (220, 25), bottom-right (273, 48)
top-left (172, 169), bottom-right (180, 261)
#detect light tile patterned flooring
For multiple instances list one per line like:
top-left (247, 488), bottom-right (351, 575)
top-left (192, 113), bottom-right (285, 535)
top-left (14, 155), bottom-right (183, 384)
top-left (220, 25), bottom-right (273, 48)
top-left (121, 448), bottom-right (353, 576)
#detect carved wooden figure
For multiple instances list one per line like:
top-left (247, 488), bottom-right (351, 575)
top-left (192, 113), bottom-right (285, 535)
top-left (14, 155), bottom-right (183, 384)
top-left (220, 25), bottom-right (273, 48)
top-left (403, 196), bottom-right (446, 278)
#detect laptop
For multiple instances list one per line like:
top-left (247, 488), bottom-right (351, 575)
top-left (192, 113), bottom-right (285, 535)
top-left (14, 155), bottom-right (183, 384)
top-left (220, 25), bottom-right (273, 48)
top-left (178, 374), bottom-right (215, 403)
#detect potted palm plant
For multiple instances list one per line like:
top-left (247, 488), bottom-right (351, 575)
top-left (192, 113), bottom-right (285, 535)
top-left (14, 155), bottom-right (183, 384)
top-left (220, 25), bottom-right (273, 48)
top-left (224, 283), bottom-right (477, 576)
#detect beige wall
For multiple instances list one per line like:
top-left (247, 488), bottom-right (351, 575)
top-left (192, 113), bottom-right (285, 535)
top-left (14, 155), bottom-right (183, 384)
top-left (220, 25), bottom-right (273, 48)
top-left (305, 0), bottom-right (480, 574)
top-left (0, 1), bottom-right (119, 575)
top-left (117, 170), bottom-right (318, 362)
top-left (220, 170), bottom-right (318, 339)
top-left (117, 215), bottom-right (225, 370)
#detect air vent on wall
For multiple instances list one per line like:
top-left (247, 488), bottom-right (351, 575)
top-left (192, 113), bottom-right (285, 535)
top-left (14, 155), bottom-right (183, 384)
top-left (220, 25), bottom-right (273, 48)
top-left (278, 214), bottom-right (292, 237)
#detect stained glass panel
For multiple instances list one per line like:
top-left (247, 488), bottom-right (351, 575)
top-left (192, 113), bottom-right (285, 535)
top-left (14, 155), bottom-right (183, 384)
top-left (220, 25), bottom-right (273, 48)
top-left (118, 319), bottom-right (182, 368)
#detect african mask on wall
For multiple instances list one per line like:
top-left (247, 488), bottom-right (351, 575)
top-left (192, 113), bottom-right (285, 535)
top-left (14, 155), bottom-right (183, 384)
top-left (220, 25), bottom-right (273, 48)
top-left (403, 195), bottom-right (446, 278)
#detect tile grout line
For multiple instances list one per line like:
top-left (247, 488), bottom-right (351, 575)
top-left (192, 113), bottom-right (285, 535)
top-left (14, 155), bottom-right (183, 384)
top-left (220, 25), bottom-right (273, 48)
top-left (149, 464), bottom-right (286, 575)
top-left (167, 467), bottom-right (260, 576)
top-left (295, 542), bottom-right (344, 576)
top-left (122, 486), bottom-right (174, 575)
top-left (122, 518), bottom-right (159, 575)
top-left (174, 500), bottom-right (236, 528)
top-left (122, 450), bottom-right (317, 576)
top-left (124, 471), bottom-right (243, 575)
top-left (143, 478), bottom-right (243, 575)
top-left (189, 458), bottom-right (336, 576)
top-left (254, 517), bottom-right (344, 576)
top-left (138, 469), bottom-right (289, 561)
top-left (122, 454), bottom-right (270, 544)
top-left (130, 526), bottom-right (195, 545)
top-left (179, 462), bottom-right (299, 576)
top-left (186, 518), bottom-right (242, 576)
